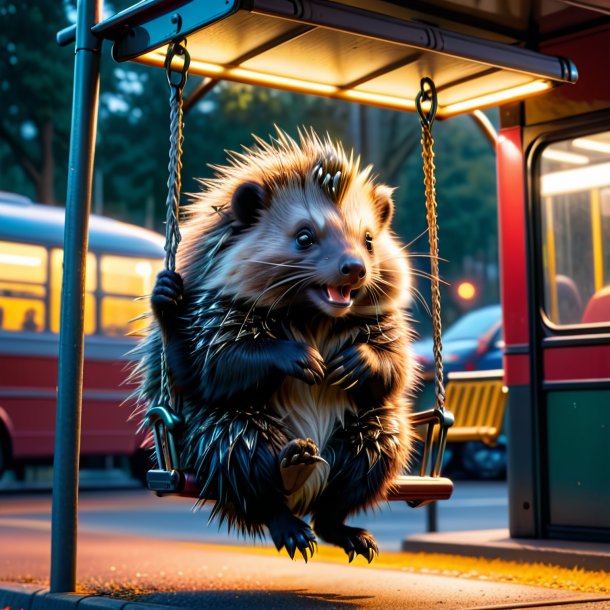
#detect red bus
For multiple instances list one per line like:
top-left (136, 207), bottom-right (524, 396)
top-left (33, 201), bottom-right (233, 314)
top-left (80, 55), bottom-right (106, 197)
top-left (0, 193), bottom-right (164, 477)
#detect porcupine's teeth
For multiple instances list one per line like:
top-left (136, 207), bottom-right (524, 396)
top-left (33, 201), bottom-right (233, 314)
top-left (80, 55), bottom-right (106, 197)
top-left (326, 285), bottom-right (352, 305)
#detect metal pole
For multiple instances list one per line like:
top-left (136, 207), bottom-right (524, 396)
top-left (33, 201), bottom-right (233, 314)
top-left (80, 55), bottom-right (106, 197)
top-left (50, 0), bottom-right (101, 593)
top-left (426, 502), bottom-right (438, 532)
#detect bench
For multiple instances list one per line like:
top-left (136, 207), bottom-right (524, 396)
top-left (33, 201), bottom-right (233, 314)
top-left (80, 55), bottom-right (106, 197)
top-left (444, 369), bottom-right (507, 446)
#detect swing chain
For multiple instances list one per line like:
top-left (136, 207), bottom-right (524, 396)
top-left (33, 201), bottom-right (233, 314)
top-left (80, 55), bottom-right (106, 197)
top-left (163, 38), bottom-right (189, 273)
top-left (417, 77), bottom-right (445, 414)
top-left (160, 39), bottom-right (190, 415)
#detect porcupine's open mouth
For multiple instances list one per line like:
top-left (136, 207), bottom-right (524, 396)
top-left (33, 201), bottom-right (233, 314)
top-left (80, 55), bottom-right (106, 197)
top-left (323, 285), bottom-right (354, 308)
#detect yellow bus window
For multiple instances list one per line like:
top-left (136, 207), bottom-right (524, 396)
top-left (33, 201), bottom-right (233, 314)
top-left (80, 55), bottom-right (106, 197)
top-left (540, 130), bottom-right (610, 327)
top-left (0, 241), bottom-right (47, 284)
top-left (0, 296), bottom-right (45, 333)
top-left (101, 297), bottom-right (151, 338)
top-left (49, 249), bottom-right (97, 335)
top-left (0, 242), bottom-right (48, 332)
top-left (101, 256), bottom-right (162, 297)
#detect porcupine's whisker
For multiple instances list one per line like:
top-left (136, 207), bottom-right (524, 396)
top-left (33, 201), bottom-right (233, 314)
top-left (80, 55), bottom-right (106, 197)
top-left (404, 227), bottom-right (430, 250)
top-left (378, 266), bottom-right (450, 287)
top-left (410, 286), bottom-right (434, 318)
top-left (239, 272), bottom-right (313, 333)
top-left (377, 248), bottom-right (444, 267)
top-left (244, 259), bottom-right (316, 270)
top-left (407, 253), bottom-right (447, 262)
top-left (267, 275), bottom-right (313, 317)
top-left (364, 285), bottom-right (384, 333)
top-left (373, 272), bottom-right (433, 318)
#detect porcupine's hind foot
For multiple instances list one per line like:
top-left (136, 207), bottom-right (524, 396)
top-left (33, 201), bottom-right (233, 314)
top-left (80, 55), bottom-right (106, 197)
top-left (279, 438), bottom-right (326, 495)
top-left (314, 521), bottom-right (379, 563)
top-left (267, 510), bottom-right (317, 562)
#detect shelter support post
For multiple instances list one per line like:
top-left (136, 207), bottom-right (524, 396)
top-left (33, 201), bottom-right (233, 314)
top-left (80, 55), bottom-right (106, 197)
top-left (50, 0), bottom-right (102, 593)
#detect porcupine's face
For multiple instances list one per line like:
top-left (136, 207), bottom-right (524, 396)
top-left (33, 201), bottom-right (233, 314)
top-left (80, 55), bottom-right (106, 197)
top-left (191, 131), bottom-right (412, 318)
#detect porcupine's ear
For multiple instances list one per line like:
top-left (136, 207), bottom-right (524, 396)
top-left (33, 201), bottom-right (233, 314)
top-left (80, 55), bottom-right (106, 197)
top-left (231, 181), bottom-right (267, 226)
top-left (373, 184), bottom-right (395, 230)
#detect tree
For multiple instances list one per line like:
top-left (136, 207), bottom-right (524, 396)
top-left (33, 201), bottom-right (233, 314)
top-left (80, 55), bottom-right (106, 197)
top-left (0, 1), bottom-right (75, 204)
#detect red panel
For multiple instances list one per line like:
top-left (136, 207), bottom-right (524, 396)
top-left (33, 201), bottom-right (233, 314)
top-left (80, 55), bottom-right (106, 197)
top-left (0, 354), bottom-right (139, 458)
top-left (544, 345), bottom-right (610, 382)
top-left (505, 353), bottom-right (530, 386)
top-left (497, 127), bottom-right (530, 348)
top-left (538, 25), bottom-right (610, 116)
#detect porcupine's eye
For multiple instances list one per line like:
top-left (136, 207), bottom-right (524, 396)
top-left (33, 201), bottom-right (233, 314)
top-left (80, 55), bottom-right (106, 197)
top-left (365, 232), bottom-right (374, 253)
top-left (296, 228), bottom-right (315, 249)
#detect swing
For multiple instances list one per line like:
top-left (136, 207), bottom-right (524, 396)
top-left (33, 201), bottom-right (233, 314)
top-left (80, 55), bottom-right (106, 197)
top-left (144, 40), bottom-right (454, 509)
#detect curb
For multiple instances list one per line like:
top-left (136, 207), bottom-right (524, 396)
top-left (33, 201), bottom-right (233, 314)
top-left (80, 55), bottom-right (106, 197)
top-left (0, 583), bottom-right (174, 610)
top-left (402, 529), bottom-right (610, 572)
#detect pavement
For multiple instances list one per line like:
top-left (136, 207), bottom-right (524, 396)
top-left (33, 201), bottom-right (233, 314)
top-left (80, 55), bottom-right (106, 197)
top-left (2, 474), bottom-right (610, 609)
top-left (1, 529), bottom-right (610, 610)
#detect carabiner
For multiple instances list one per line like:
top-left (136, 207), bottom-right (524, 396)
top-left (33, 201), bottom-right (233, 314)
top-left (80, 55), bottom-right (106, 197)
top-left (416, 77), bottom-right (438, 128)
top-left (165, 38), bottom-right (190, 90)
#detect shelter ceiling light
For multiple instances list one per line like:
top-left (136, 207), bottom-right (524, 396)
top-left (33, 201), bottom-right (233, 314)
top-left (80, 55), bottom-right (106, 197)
top-left (541, 162), bottom-right (610, 196)
top-left (91, 0), bottom-right (578, 118)
top-left (542, 149), bottom-right (589, 165)
top-left (572, 138), bottom-right (610, 154)
top-left (441, 81), bottom-right (552, 116)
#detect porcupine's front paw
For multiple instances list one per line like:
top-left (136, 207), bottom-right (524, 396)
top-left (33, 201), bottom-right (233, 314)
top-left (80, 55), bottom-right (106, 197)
top-left (279, 438), bottom-right (327, 495)
top-left (325, 345), bottom-right (371, 390)
top-left (314, 521), bottom-right (379, 564)
top-left (151, 269), bottom-right (183, 326)
top-left (275, 341), bottom-right (325, 385)
top-left (267, 511), bottom-right (317, 562)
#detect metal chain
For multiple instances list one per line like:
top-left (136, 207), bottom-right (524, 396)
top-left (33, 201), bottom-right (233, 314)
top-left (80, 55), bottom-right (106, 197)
top-left (416, 77), bottom-right (445, 413)
top-left (160, 39), bottom-right (190, 413)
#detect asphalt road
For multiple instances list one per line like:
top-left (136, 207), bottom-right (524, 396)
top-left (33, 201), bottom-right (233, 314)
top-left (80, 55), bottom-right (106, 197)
top-left (2, 481), bottom-right (609, 609)
top-left (0, 479), bottom-right (508, 551)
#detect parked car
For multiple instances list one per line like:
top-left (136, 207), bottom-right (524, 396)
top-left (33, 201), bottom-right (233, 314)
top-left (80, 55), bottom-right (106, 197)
top-left (412, 304), bottom-right (503, 379)
top-left (412, 304), bottom-right (506, 479)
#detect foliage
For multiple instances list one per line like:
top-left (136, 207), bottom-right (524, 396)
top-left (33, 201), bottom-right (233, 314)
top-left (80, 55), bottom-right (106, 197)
top-left (0, 1), bottom-right (75, 203)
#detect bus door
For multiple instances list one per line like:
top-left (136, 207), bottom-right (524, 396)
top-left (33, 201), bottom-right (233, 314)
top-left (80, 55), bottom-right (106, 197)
top-left (533, 123), bottom-right (610, 541)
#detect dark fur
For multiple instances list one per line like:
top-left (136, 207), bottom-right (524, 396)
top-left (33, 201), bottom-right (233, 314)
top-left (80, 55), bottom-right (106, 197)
top-left (133, 129), bottom-right (417, 562)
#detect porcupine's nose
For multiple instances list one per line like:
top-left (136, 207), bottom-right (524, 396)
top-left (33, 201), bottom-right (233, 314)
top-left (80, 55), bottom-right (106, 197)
top-left (340, 256), bottom-right (366, 283)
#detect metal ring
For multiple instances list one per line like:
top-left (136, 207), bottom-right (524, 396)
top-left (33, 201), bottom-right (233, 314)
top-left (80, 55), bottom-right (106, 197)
top-left (165, 38), bottom-right (190, 90)
top-left (416, 77), bottom-right (438, 127)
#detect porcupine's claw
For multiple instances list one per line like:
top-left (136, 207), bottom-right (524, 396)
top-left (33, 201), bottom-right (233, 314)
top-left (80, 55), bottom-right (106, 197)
top-left (267, 511), bottom-right (317, 562)
top-left (279, 438), bottom-right (327, 495)
top-left (314, 522), bottom-right (379, 564)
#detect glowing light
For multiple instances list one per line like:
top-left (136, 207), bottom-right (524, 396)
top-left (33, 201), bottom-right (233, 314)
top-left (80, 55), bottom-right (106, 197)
top-left (572, 138), bottom-right (610, 155)
top-left (342, 90), bottom-right (417, 110)
top-left (0, 253), bottom-right (42, 267)
top-left (542, 149), bottom-right (589, 165)
top-left (228, 68), bottom-right (338, 95)
top-left (135, 261), bottom-right (153, 277)
top-left (442, 80), bottom-right (552, 116)
top-left (144, 52), bottom-right (224, 75)
top-left (137, 51), bottom-right (553, 117)
top-left (456, 281), bottom-right (477, 301)
top-left (541, 162), bottom-right (610, 196)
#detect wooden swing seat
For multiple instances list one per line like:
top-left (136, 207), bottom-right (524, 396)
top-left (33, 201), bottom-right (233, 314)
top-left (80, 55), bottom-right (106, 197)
top-left (147, 468), bottom-right (453, 505)
top-left (146, 405), bottom-right (454, 507)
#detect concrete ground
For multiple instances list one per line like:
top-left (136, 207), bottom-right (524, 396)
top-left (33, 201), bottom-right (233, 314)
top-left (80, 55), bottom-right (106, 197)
top-left (1, 525), bottom-right (610, 609)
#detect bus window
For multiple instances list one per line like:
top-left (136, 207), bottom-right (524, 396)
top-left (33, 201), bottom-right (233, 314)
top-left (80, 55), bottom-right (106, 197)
top-left (0, 241), bottom-right (48, 332)
top-left (100, 255), bottom-right (162, 337)
top-left (50, 249), bottom-right (97, 335)
top-left (540, 129), bottom-right (610, 327)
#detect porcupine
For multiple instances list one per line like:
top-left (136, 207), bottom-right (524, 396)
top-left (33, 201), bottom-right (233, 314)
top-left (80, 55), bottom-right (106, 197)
top-left (133, 128), bottom-right (419, 563)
